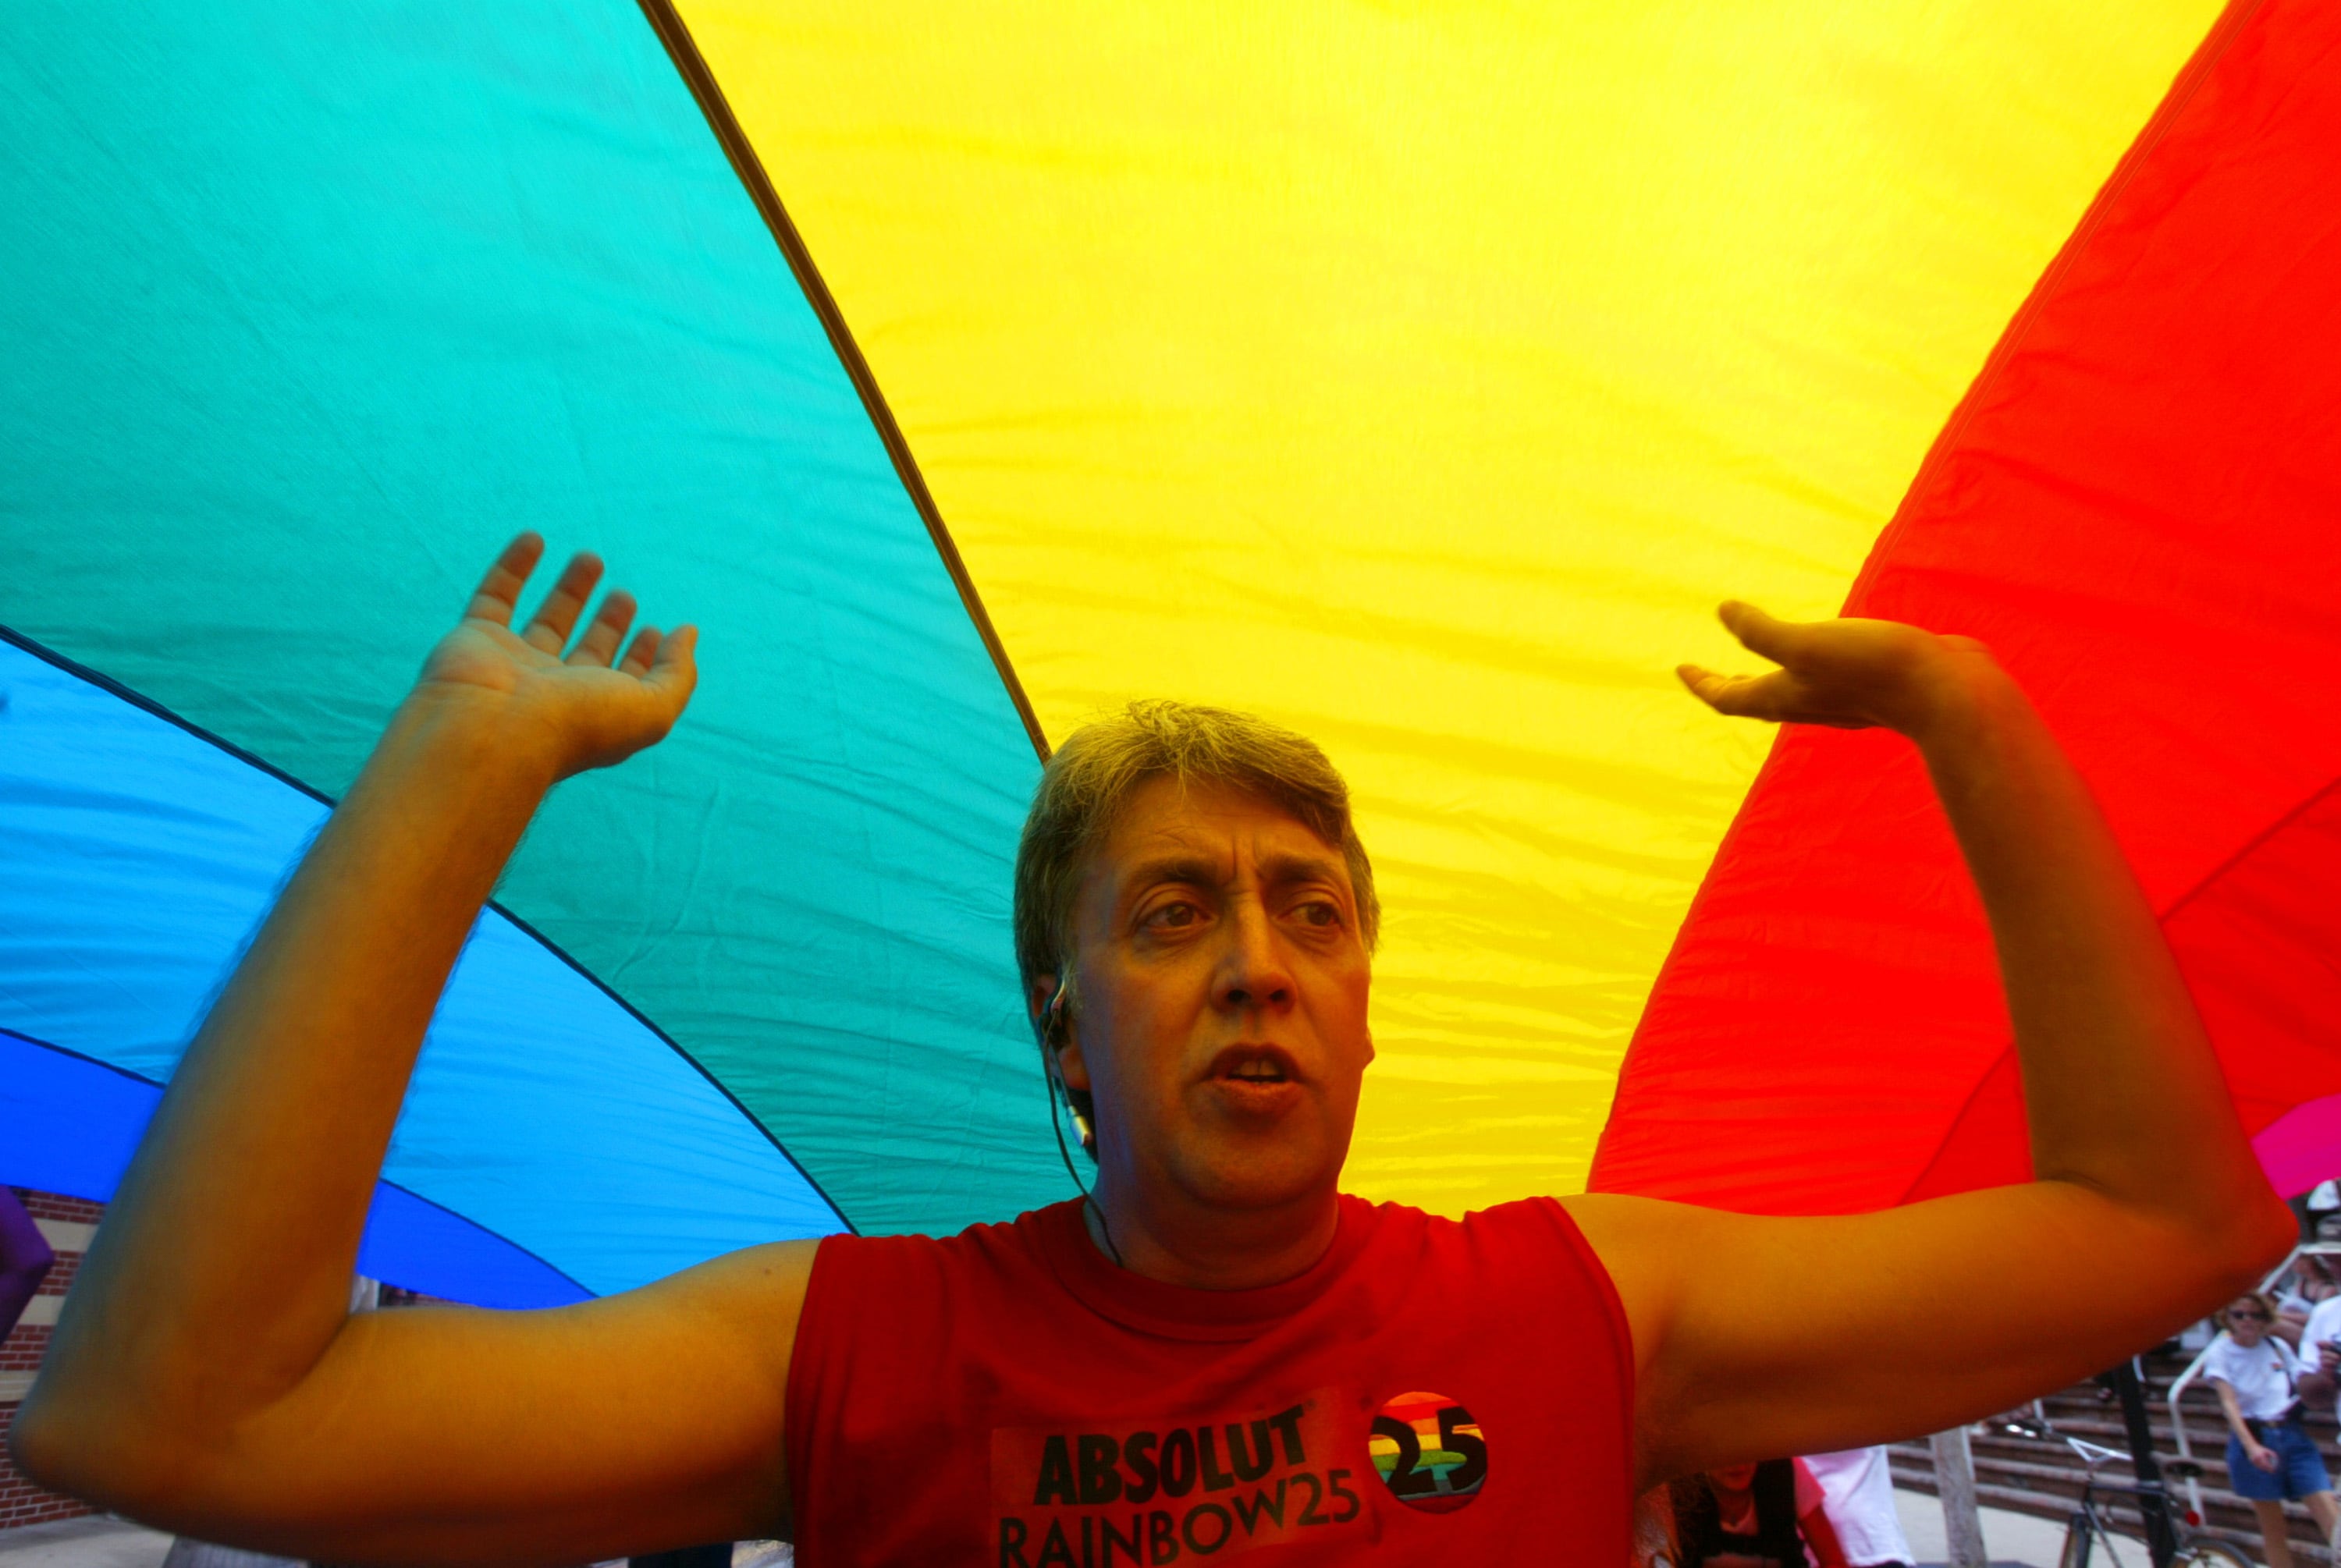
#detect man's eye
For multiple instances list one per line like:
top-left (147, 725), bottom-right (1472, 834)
top-left (1144, 902), bottom-right (1201, 930)
top-left (1295, 901), bottom-right (1341, 928)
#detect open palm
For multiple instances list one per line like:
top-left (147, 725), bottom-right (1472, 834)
top-left (418, 534), bottom-right (698, 779)
top-left (1678, 601), bottom-right (1987, 738)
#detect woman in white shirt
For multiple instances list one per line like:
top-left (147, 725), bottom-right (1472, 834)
top-left (2202, 1292), bottom-right (2338, 1568)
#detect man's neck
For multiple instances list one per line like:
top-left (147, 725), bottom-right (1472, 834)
top-left (1082, 1180), bottom-right (1342, 1291)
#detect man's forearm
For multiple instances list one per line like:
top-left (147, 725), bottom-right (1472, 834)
top-left (24, 690), bottom-right (557, 1468)
top-left (1917, 668), bottom-right (2283, 1245)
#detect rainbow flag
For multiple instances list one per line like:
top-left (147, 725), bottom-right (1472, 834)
top-left (5, 0), bottom-right (2335, 1303)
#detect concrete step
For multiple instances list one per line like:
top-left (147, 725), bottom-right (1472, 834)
top-left (1895, 1470), bottom-right (2317, 1566)
top-left (1893, 1439), bottom-right (2336, 1560)
top-left (2030, 1389), bottom-right (2325, 1450)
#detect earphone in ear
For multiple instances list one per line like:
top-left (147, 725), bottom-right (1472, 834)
top-left (1036, 976), bottom-right (1124, 1267)
top-left (1038, 980), bottom-right (1098, 1165)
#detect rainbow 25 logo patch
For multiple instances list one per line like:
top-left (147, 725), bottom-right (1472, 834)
top-left (1369, 1392), bottom-right (1487, 1513)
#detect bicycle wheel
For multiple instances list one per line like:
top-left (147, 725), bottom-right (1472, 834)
top-left (2172, 1540), bottom-right (2255, 1567)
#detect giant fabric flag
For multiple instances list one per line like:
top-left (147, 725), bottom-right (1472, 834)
top-left (5, 0), bottom-right (2337, 1307)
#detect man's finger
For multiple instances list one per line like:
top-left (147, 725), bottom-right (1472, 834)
top-left (463, 534), bottom-right (545, 627)
top-left (1675, 664), bottom-right (1738, 712)
top-left (1716, 601), bottom-right (1811, 667)
top-left (521, 552), bottom-right (605, 654)
top-left (567, 590), bottom-right (638, 669)
top-left (616, 625), bottom-right (662, 677)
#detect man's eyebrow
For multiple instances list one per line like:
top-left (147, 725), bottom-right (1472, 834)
top-left (1122, 855), bottom-right (1223, 892)
top-left (1118, 850), bottom-right (1349, 896)
top-left (1257, 850), bottom-right (1350, 888)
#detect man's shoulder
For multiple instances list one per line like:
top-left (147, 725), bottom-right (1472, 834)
top-left (1345, 1191), bottom-right (1570, 1225)
top-left (1351, 1191), bottom-right (1610, 1280)
top-left (815, 1199), bottom-right (1077, 1264)
top-left (805, 1198), bottom-right (1080, 1296)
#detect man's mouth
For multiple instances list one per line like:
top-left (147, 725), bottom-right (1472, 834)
top-left (1208, 1045), bottom-right (1300, 1086)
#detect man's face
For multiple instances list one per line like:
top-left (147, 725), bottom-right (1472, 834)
top-left (1049, 775), bottom-right (1373, 1215)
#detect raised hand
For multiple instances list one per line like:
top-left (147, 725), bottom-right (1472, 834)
top-left (416, 533), bottom-right (698, 779)
top-left (1675, 601), bottom-right (1994, 740)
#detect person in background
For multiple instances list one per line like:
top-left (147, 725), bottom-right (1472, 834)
top-left (1633, 1485), bottom-right (1682, 1568)
top-left (2203, 1291), bottom-right (2338, 1568)
top-left (2297, 1268), bottom-right (2341, 1394)
top-left (2292, 1274), bottom-right (2341, 1541)
top-left (1799, 1447), bottom-right (1915, 1568)
top-left (1671, 1460), bottom-right (1844, 1568)
top-left (0, 1188), bottom-right (56, 1341)
top-left (2275, 1245), bottom-right (2341, 1350)
top-left (2293, 1179), bottom-right (2341, 1240)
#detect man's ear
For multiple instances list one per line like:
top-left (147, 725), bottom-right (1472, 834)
top-left (1057, 1030), bottom-right (1092, 1094)
top-left (1029, 972), bottom-right (1092, 1091)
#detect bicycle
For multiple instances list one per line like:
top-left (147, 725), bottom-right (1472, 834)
top-left (2050, 1434), bottom-right (2254, 1568)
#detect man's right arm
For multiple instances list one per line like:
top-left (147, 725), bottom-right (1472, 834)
top-left (12, 539), bottom-right (816, 1563)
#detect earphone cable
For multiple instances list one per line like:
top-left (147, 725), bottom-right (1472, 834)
top-left (1042, 1055), bottom-right (1124, 1268)
top-left (1044, 1059), bottom-right (1089, 1197)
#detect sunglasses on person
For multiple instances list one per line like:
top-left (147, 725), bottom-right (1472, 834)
top-left (2230, 1309), bottom-right (2271, 1321)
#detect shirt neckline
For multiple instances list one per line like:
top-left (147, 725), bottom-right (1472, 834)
top-left (1030, 1194), bottom-right (1379, 1343)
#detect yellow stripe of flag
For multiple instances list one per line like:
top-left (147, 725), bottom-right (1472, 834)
top-left (681, 0), bottom-right (2216, 1207)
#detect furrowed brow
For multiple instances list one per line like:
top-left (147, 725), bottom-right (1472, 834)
top-left (1259, 851), bottom-right (1351, 891)
top-left (1123, 855), bottom-right (1222, 893)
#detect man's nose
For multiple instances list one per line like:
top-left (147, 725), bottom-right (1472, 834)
top-left (1215, 899), bottom-right (1295, 1012)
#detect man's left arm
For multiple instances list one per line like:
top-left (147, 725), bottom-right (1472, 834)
top-left (1564, 605), bottom-right (2293, 1488)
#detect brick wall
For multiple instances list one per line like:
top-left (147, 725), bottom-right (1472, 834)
top-left (2, 1188), bottom-right (103, 1531)
top-left (0, 1193), bottom-right (449, 1539)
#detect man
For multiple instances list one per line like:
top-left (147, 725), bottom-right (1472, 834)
top-left (16, 537), bottom-right (2289, 1562)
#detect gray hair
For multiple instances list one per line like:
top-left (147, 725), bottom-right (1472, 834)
top-left (1012, 699), bottom-right (1379, 1021)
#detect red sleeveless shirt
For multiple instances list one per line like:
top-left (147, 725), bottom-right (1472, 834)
top-left (783, 1194), bottom-right (1634, 1564)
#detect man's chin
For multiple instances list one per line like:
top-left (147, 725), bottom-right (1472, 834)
top-left (1167, 1133), bottom-right (1345, 1215)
